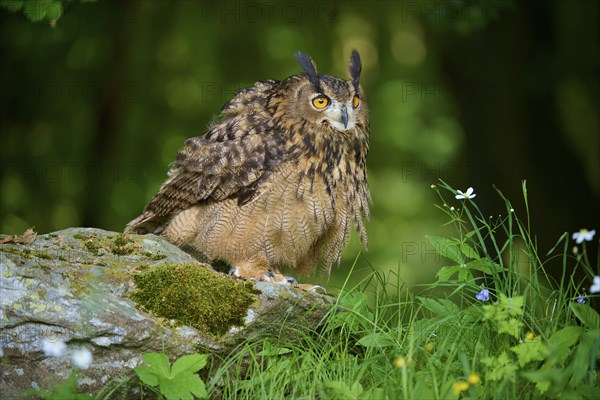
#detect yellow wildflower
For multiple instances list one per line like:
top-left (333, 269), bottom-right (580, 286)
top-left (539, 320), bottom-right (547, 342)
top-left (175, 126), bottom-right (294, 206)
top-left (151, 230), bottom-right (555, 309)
top-left (393, 357), bottom-right (406, 368)
top-left (467, 373), bottom-right (481, 385)
top-left (452, 381), bottom-right (469, 396)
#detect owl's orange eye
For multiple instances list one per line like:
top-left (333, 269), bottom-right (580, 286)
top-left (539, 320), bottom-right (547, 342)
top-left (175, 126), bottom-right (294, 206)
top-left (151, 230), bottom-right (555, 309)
top-left (353, 95), bottom-right (360, 108)
top-left (311, 95), bottom-right (330, 109)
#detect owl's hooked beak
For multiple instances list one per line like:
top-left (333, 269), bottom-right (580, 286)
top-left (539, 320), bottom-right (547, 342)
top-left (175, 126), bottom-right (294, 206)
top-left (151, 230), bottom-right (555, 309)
top-left (340, 106), bottom-right (348, 129)
top-left (326, 104), bottom-right (354, 131)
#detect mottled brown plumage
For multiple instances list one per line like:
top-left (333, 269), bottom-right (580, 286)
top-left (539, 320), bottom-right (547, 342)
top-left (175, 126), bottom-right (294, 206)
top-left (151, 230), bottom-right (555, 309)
top-left (126, 51), bottom-right (370, 285)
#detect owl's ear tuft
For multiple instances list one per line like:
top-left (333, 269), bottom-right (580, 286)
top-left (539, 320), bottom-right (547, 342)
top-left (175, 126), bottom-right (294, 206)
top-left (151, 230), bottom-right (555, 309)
top-left (349, 50), bottom-right (362, 90)
top-left (295, 51), bottom-right (323, 93)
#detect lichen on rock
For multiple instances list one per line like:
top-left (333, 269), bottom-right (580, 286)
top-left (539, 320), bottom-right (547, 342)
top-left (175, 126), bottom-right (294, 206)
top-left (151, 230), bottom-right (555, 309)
top-left (73, 232), bottom-right (142, 256)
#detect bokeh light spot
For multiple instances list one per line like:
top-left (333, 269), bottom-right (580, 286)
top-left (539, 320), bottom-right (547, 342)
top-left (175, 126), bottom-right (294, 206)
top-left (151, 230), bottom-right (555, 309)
top-left (391, 31), bottom-right (426, 66)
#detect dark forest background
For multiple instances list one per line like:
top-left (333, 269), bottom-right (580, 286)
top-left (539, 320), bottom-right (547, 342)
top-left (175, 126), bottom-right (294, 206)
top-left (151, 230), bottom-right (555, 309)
top-left (1, 0), bottom-right (598, 289)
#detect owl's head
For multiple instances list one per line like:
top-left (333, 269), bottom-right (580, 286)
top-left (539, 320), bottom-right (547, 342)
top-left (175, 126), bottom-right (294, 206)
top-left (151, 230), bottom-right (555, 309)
top-left (279, 51), bottom-right (368, 134)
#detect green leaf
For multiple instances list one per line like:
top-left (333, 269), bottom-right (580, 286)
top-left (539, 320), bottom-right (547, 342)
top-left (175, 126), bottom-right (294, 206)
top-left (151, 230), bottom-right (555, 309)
top-left (324, 381), bottom-right (359, 399)
top-left (134, 365), bottom-right (159, 386)
top-left (141, 352), bottom-right (171, 377)
top-left (171, 354), bottom-right (208, 376)
top-left (482, 304), bottom-right (496, 320)
top-left (521, 369), bottom-right (555, 394)
top-left (511, 340), bottom-right (548, 367)
top-left (459, 243), bottom-right (479, 259)
top-left (330, 291), bottom-right (374, 333)
top-left (339, 291), bottom-right (367, 308)
top-left (435, 258), bottom-right (500, 283)
top-left (418, 297), bottom-right (459, 316)
top-left (181, 373), bottom-right (208, 399)
top-left (548, 326), bottom-right (581, 348)
top-left (570, 329), bottom-right (600, 385)
top-left (483, 294), bottom-right (525, 331)
top-left (464, 229), bottom-right (479, 240)
top-left (426, 235), bottom-right (463, 264)
top-left (160, 373), bottom-right (207, 400)
top-left (136, 352), bottom-right (209, 400)
top-left (498, 318), bottom-right (523, 339)
top-left (357, 332), bottom-right (396, 347)
top-left (546, 326), bottom-right (582, 365)
top-left (367, 387), bottom-right (386, 399)
top-left (324, 381), bottom-right (366, 400)
top-left (482, 351), bottom-right (517, 382)
top-left (498, 294), bottom-right (524, 317)
top-left (458, 267), bottom-right (471, 281)
top-left (436, 266), bottom-right (461, 282)
top-left (349, 382), bottom-right (364, 396)
top-left (465, 258), bottom-right (502, 275)
top-left (570, 302), bottom-right (600, 328)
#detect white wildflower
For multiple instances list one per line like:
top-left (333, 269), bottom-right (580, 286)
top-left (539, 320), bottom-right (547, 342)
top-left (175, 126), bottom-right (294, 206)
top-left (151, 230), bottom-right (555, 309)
top-left (72, 348), bottom-right (93, 369)
top-left (572, 229), bottom-right (596, 244)
top-left (455, 187), bottom-right (476, 200)
top-left (590, 276), bottom-right (600, 294)
top-left (42, 339), bottom-right (66, 357)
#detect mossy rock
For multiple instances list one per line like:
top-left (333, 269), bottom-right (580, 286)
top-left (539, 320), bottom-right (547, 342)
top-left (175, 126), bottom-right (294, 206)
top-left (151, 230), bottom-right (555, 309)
top-left (0, 227), bottom-right (334, 398)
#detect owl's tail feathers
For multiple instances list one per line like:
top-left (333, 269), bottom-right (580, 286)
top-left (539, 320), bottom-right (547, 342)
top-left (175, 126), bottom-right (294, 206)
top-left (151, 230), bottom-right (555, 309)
top-left (124, 211), bottom-right (167, 235)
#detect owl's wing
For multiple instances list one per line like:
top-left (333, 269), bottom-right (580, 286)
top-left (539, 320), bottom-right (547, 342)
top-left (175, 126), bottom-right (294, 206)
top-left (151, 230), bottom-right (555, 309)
top-left (126, 80), bottom-right (286, 233)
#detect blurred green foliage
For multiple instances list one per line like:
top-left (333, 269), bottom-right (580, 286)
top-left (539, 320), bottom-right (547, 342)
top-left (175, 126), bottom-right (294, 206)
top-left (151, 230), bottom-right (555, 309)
top-left (0, 0), bottom-right (94, 23)
top-left (1, 0), bottom-right (598, 289)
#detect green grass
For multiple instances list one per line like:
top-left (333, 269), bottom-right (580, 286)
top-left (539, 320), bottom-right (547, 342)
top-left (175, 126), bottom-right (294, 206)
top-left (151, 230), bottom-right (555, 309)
top-left (34, 181), bottom-right (599, 399)
top-left (205, 180), bottom-right (599, 399)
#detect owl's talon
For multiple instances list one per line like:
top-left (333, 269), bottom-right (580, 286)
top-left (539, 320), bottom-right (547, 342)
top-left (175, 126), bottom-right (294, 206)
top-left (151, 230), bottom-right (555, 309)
top-left (264, 271), bottom-right (288, 284)
top-left (284, 276), bottom-right (299, 286)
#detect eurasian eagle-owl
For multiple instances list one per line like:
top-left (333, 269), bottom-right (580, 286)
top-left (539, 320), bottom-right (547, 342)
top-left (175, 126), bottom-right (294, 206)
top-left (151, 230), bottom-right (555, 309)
top-left (126, 50), bottom-right (370, 286)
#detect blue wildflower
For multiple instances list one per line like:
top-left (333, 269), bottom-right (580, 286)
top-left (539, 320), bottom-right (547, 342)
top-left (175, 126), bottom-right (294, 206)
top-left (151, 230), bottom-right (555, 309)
top-left (577, 296), bottom-right (586, 304)
top-left (476, 288), bottom-right (490, 302)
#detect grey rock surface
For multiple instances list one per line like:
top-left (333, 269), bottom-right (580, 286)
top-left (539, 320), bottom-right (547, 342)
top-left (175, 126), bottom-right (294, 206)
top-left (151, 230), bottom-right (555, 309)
top-left (0, 228), bottom-right (333, 397)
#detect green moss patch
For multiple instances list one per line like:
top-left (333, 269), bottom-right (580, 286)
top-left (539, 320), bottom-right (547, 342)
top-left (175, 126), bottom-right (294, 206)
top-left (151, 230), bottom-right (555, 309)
top-left (143, 251), bottom-right (167, 261)
top-left (74, 233), bottom-right (141, 256)
top-left (130, 263), bottom-right (257, 336)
